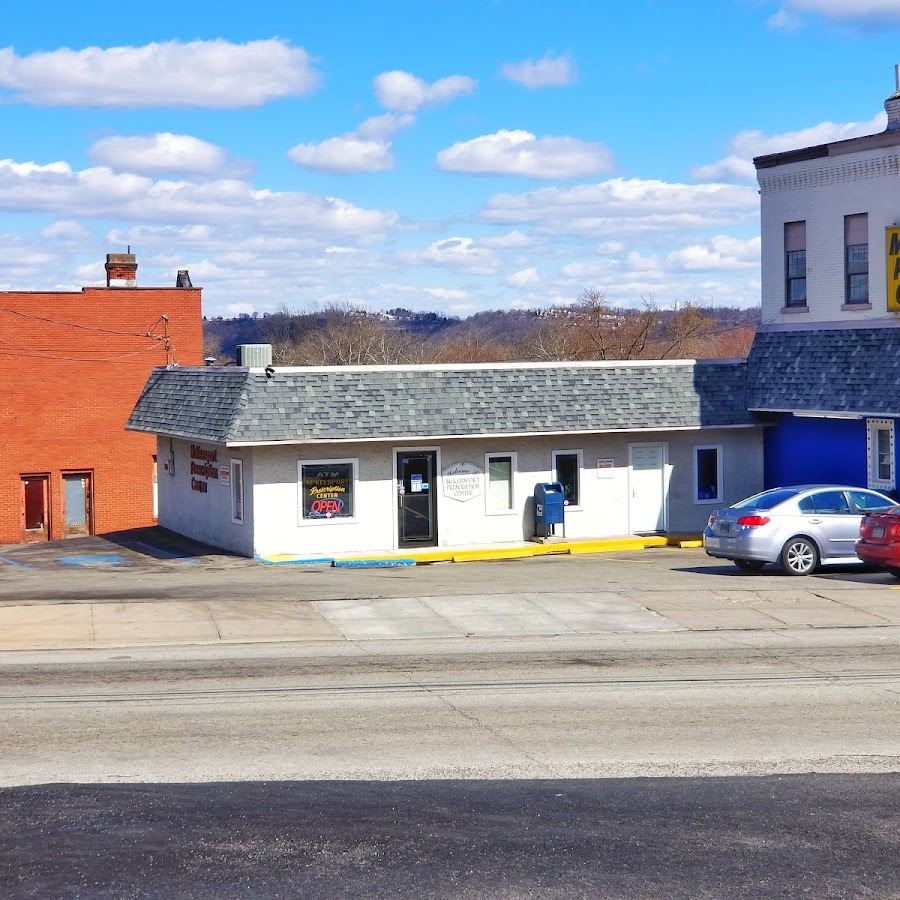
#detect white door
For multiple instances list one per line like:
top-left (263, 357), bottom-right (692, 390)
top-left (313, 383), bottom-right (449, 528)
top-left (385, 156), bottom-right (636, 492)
top-left (629, 443), bottom-right (666, 533)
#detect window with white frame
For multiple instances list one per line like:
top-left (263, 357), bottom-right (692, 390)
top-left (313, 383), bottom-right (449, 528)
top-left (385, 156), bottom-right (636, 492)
top-left (844, 213), bottom-right (869, 305)
top-left (230, 459), bottom-right (244, 525)
top-left (486, 452), bottom-right (516, 513)
top-left (867, 419), bottom-right (895, 491)
top-left (784, 220), bottom-right (807, 308)
top-left (299, 459), bottom-right (357, 521)
top-left (553, 450), bottom-right (582, 507)
top-left (694, 445), bottom-right (722, 504)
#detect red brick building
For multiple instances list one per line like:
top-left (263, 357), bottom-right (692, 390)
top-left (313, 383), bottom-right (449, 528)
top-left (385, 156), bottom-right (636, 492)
top-left (0, 253), bottom-right (203, 544)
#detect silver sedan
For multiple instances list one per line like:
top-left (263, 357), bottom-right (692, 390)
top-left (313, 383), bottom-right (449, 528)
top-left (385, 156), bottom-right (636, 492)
top-left (703, 485), bottom-right (896, 575)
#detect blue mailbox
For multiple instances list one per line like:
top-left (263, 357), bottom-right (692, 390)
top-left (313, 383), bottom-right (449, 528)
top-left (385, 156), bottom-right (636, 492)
top-left (534, 481), bottom-right (566, 538)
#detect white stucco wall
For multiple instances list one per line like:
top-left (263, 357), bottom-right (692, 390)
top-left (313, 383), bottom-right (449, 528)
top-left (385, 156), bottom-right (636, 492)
top-left (155, 437), bottom-right (255, 556)
top-left (758, 141), bottom-right (900, 325)
top-left (240, 428), bottom-right (763, 558)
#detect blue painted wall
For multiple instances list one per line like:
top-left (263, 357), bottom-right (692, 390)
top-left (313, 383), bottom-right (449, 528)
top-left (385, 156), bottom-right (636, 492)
top-left (763, 415), bottom-right (868, 489)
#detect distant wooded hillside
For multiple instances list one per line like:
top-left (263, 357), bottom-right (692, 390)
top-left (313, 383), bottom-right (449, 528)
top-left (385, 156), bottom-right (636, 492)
top-left (203, 297), bottom-right (760, 366)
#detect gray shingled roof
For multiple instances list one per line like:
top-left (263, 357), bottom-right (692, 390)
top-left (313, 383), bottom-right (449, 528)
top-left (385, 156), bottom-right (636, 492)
top-left (127, 360), bottom-right (754, 445)
top-left (746, 326), bottom-right (900, 415)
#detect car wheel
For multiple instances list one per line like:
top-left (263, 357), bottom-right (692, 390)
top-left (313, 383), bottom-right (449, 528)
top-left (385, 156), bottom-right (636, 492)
top-left (780, 537), bottom-right (818, 576)
top-left (733, 559), bottom-right (765, 572)
top-left (888, 567), bottom-right (900, 579)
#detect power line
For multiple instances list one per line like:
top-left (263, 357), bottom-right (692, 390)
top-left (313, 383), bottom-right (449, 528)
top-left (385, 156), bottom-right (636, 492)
top-left (0, 305), bottom-right (168, 340)
top-left (0, 338), bottom-right (167, 363)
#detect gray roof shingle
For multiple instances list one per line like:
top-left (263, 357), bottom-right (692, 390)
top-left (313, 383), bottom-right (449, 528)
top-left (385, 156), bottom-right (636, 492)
top-left (127, 360), bottom-right (754, 444)
top-left (746, 327), bottom-right (900, 415)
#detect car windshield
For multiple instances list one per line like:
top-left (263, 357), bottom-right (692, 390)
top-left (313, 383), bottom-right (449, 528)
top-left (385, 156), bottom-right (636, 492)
top-left (732, 488), bottom-right (800, 511)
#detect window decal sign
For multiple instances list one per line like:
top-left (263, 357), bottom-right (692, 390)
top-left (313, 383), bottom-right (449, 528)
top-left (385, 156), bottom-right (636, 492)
top-left (442, 462), bottom-right (483, 502)
top-left (301, 463), bottom-right (353, 519)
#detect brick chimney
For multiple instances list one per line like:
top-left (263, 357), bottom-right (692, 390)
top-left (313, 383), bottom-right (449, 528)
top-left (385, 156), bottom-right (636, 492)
top-left (105, 252), bottom-right (138, 287)
top-left (886, 65), bottom-right (900, 132)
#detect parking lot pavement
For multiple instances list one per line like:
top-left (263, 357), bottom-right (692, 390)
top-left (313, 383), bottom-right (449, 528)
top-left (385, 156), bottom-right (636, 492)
top-left (0, 527), bottom-right (252, 574)
top-left (2, 530), bottom-right (900, 650)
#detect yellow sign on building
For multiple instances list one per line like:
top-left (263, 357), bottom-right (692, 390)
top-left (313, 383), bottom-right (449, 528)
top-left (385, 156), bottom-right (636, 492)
top-left (887, 226), bottom-right (900, 311)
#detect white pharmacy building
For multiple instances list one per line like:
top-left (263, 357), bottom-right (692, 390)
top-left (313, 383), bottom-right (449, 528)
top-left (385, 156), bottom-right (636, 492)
top-left (127, 357), bottom-right (763, 559)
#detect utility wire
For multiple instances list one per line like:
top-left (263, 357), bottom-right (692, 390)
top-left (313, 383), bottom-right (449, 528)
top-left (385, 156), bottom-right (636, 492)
top-left (0, 305), bottom-right (168, 339)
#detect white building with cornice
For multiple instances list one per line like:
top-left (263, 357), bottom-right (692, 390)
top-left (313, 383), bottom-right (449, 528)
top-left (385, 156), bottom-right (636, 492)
top-left (756, 68), bottom-right (900, 326)
top-left (745, 69), bottom-right (900, 501)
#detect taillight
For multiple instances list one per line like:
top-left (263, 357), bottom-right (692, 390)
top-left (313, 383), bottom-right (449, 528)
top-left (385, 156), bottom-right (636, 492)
top-left (707, 515), bottom-right (715, 527)
top-left (890, 523), bottom-right (900, 539)
top-left (736, 515), bottom-right (770, 527)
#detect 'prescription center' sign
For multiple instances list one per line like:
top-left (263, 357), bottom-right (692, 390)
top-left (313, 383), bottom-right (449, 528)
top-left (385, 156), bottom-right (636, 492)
top-left (887, 226), bottom-right (900, 311)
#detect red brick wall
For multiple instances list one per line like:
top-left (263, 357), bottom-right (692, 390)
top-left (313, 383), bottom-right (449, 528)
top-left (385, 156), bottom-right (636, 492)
top-left (0, 286), bottom-right (203, 544)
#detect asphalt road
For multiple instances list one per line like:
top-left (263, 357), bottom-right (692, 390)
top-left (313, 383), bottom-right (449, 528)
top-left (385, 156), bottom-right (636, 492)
top-left (3, 775), bottom-right (900, 899)
top-left (4, 533), bottom-right (900, 898)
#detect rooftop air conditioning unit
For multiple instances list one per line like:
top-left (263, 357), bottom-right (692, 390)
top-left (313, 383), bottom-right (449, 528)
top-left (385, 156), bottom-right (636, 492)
top-left (236, 344), bottom-right (273, 367)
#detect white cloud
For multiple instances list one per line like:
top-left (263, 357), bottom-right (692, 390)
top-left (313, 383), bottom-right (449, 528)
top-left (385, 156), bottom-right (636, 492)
top-left (690, 113), bottom-right (885, 181)
top-left (437, 130), bottom-right (615, 179)
top-left (40, 219), bottom-right (91, 240)
top-left (499, 53), bottom-right (578, 88)
top-left (667, 235), bottom-right (761, 271)
top-left (479, 230), bottom-right (536, 249)
top-left (506, 267), bottom-right (541, 287)
top-left (357, 113), bottom-right (416, 140)
top-left (0, 39), bottom-right (320, 108)
top-left (0, 158), bottom-right (399, 241)
top-left (401, 236), bottom-right (500, 274)
top-left (480, 178), bottom-right (759, 234)
top-left (689, 156), bottom-right (758, 182)
top-left (731, 114), bottom-right (886, 155)
top-left (88, 133), bottom-right (241, 177)
top-left (373, 70), bottom-right (476, 112)
top-left (424, 287), bottom-right (470, 301)
top-left (560, 260), bottom-right (620, 279)
top-left (0, 233), bottom-right (65, 283)
top-left (769, 0), bottom-right (900, 28)
top-left (288, 135), bottom-right (395, 174)
top-left (226, 302), bottom-right (257, 317)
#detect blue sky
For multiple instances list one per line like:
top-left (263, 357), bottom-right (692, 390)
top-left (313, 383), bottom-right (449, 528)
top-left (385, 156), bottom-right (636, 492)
top-left (1, 0), bottom-right (900, 318)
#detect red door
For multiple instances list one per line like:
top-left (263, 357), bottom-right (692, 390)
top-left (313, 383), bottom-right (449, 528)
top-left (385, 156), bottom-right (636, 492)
top-left (22, 475), bottom-right (50, 542)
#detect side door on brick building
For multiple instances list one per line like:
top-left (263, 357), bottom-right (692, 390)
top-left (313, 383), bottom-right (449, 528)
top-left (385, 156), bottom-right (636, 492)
top-left (63, 472), bottom-right (93, 537)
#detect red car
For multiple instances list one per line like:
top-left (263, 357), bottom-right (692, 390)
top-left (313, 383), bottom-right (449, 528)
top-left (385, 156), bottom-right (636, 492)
top-left (856, 506), bottom-right (900, 576)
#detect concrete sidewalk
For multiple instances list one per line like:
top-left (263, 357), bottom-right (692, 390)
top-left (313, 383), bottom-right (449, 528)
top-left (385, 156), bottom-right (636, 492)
top-left (3, 584), bottom-right (900, 651)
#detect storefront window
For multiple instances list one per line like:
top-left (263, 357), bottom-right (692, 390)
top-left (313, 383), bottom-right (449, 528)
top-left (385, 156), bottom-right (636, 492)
top-left (231, 459), bottom-right (244, 524)
top-left (300, 460), bottom-right (356, 520)
top-left (694, 446), bottom-right (722, 503)
top-left (553, 450), bottom-right (581, 506)
top-left (486, 453), bottom-right (515, 512)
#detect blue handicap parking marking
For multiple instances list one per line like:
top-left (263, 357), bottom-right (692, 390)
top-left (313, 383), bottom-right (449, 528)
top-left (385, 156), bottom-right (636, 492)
top-left (0, 555), bottom-right (35, 570)
top-left (56, 554), bottom-right (129, 567)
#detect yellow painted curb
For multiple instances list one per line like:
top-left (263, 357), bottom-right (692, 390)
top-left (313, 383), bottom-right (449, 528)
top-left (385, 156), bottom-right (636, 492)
top-left (262, 534), bottom-right (705, 566)
top-left (407, 550), bottom-right (458, 563)
top-left (451, 547), bottom-right (537, 563)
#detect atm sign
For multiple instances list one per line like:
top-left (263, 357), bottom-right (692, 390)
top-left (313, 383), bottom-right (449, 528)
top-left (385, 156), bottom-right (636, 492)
top-left (887, 226), bottom-right (900, 311)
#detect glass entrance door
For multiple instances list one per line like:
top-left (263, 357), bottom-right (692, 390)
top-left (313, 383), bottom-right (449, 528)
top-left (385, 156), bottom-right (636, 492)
top-left (397, 451), bottom-right (437, 547)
